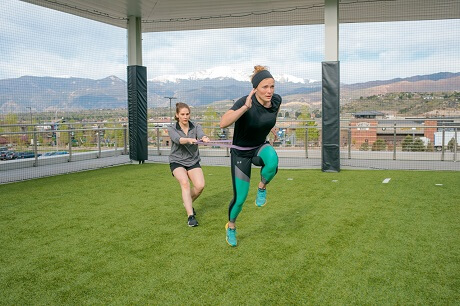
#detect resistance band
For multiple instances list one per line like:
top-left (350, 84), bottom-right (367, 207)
top-left (196, 140), bottom-right (259, 151)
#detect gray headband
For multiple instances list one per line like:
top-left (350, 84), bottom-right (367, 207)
top-left (251, 70), bottom-right (273, 88)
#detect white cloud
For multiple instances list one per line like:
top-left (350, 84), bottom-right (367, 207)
top-left (142, 24), bottom-right (324, 81)
top-left (0, 0), bottom-right (126, 80)
top-left (341, 51), bottom-right (460, 84)
top-left (338, 19), bottom-right (460, 83)
top-left (0, 49), bottom-right (126, 80)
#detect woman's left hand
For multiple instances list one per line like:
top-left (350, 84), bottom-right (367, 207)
top-left (202, 136), bottom-right (210, 143)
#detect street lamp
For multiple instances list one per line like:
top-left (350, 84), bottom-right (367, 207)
top-left (26, 106), bottom-right (35, 152)
top-left (26, 106), bottom-right (32, 125)
top-left (164, 96), bottom-right (177, 124)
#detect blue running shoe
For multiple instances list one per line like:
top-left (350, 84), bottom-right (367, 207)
top-left (255, 188), bottom-right (267, 207)
top-left (225, 223), bottom-right (237, 247)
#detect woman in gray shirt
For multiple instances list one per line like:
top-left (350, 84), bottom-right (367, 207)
top-left (167, 102), bottom-right (209, 227)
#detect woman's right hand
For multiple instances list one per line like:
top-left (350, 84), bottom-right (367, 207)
top-left (243, 88), bottom-right (256, 110)
top-left (220, 89), bottom-right (257, 129)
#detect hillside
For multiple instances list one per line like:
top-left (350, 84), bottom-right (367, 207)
top-left (0, 71), bottom-right (459, 116)
top-left (340, 92), bottom-right (460, 116)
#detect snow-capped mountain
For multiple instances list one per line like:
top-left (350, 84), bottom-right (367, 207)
top-left (4, 71), bottom-right (455, 113)
top-left (276, 74), bottom-right (316, 84)
top-left (151, 66), bottom-right (251, 83)
top-left (0, 71), bottom-right (322, 112)
top-left (150, 66), bottom-right (314, 84)
top-left (147, 67), bottom-right (321, 107)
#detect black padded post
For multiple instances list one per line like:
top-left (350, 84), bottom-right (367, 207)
top-left (127, 65), bottom-right (148, 163)
top-left (321, 61), bottom-right (340, 172)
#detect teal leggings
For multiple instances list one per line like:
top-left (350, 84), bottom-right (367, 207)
top-left (228, 144), bottom-right (279, 222)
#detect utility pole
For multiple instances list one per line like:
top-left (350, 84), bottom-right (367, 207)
top-left (26, 106), bottom-right (34, 149)
top-left (26, 106), bottom-right (32, 124)
top-left (164, 96), bottom-right (177, 124)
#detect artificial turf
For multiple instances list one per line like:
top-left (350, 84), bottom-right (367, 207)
top-left (1, 164), bottom-right (459, 304)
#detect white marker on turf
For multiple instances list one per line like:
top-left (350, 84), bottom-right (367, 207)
top-left (382, 178), bottom-right (391, 184)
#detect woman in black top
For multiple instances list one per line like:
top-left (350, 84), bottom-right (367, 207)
top-left (167, 102), bottom-right (209, 227)
top-left (220, 65), bottom-right (281, 246)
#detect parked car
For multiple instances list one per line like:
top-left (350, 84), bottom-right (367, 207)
top-left (43, 151), bottom-right (68, 157)
top-left (17, 151), bottom-right (41, 159)
top-left (0, 150), bottom-right (8, 160)
top-left (5, 151), bottom-right (19, 160)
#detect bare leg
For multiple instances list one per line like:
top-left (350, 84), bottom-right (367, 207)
top-left (187, 167), bottom-right (205, 202)
top-left (172, 167), bottom-right (194, 216)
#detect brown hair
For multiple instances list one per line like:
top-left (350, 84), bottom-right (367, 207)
top-left (174, 102), bottom-right (190, 121)
top-left (250, 65), bottom-right (273, 88)
top-left (251, 65), bottom-right (269, 80)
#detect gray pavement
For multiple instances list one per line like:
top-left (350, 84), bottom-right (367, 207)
top-left (2, 153), bottom-right (459, 185)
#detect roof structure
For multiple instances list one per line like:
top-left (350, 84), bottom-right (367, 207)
top-left (20, 0), bottom-right (459, 32)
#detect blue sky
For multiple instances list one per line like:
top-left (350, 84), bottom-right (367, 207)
top-left (1, 0), bottom-right (459, 84)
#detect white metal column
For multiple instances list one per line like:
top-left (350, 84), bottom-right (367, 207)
top-left (127, 16), bottom-right (142, 66)
top-left (324, 0), bottom-right (339, 61)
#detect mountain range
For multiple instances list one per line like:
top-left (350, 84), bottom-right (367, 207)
top-left (0, 67), bottom-right (459, 114)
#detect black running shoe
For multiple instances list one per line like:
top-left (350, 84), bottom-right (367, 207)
top-left (187, 215), bottom-right (198, 227)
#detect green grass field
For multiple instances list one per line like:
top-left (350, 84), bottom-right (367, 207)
top-left (1, 164), bottom-right (459, 304)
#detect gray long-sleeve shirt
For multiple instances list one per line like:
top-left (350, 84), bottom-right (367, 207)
top-left (167, 121), bottom-right (206, 166)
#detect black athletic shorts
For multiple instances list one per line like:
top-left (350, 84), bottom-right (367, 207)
top-left (170, 162), bottom-right (201, 176)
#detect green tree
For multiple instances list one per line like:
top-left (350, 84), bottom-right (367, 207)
top-left (295, 105), bottom-right (310, 141)
top-left (402, 135), bottom-right (414, 151)
top-left (103, 122), bottom-right (123, 148)
top-left (306, 121), bottom-right (319, 143)
top-left (75, 128), bottom-right (86, 147)
top-left (5, 114), bottom-right (19, 131)
top-left (60, 124), bottom-right (70, 146)
top-left (312, 109), bottom-right (322, 118)
top-left (412, 138), bottom-right (425, 152)
top-left (448, 138), bottom-right (458, 152)
top-left (295, 106), bottom-right (319, 146)
top-left (202, 106), bottom-right (219, 138)
top-left (359, 142), bottom-right (369, 151)
top-left (5, 114), bottom-right (20, 146)
top-left (371, 139), bottom-right (386, 151)
top-left (115, 127), bottom-right (126, 148)
top-left (426, 142), bottom-right (435, 152)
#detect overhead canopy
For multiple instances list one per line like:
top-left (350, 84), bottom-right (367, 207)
top-left (20, 0), bottom-right (459, 32)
